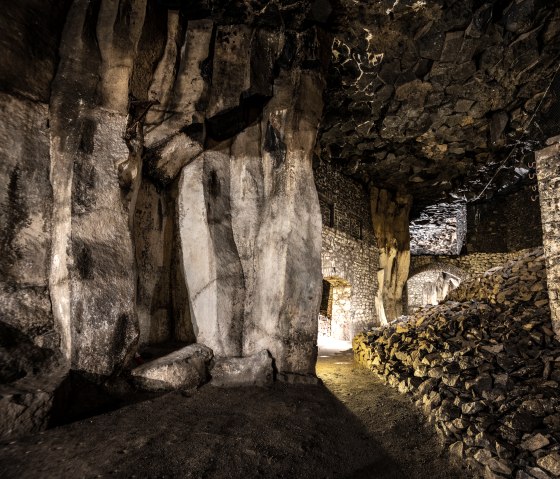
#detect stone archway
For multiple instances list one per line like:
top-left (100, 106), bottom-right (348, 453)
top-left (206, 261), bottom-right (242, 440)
top-left (406, 263), bottom-right (468, 314)
top-left (319, 276), bottom-right (353, 341)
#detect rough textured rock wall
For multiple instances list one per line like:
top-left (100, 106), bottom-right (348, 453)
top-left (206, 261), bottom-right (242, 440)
top-left (410, 202), bottom-right (467, 255)
top-left (36, 0), bottom-right (331, 380)
top-left (0, 0), bottom-right (333, 437)
top-left (49, 0), bottom-right (147, 376)
top-left (536, 138), bottom-right (560, 336)
top-left (0, 93), bottom-right (67, 442)
top-left (134, 179), bottom-right (188, 345)
top-left (134, 9), bottom-right (332, 375)
top-left (0, 0), bottom-right (74, 440)
top-left (467, 185), bottom-right (543, 253)
top-left (0, 0), bottom-right (72, 102)
top-left (371, 187), bottom-right (412, 323)
top-left (321, 226), bottom-right (378, 340)
top-left (0, 96), bottom-right (56, 365)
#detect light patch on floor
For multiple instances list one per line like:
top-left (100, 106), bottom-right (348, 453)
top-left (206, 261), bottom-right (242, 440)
top-left (317, 336), bottom-right (352, 357)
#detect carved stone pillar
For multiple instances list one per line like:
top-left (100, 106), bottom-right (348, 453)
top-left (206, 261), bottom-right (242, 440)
top-left (177, 27), bottom-right (328, 376)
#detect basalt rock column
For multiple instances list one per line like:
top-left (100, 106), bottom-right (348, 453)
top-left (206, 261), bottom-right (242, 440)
top-left (178, 27), bottom-right (327, 376)
top-left (371, 187), bottom-right (412, 323)
top-left (49, 0), bottom-right (146, 375)
top-left (536, 137), bottom-right (560, 336)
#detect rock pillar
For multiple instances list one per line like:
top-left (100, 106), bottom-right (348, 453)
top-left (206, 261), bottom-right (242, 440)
top-left (178, 27), bottom-right (328, 376)
top-left (49, 0), bottom-right (146, 376)
top-left (371, 188), bottom-right (412, 324)
top-left (535, 136), bottom-right (560, 336)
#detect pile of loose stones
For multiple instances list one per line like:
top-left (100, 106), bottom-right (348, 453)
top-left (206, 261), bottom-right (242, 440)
top-left (354, 248), bottom-right (560, 478)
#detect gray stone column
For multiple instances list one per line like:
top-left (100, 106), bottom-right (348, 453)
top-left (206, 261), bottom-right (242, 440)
top-left (535, 136), bottom-right (560, 336)
top-left (49, 0), bottom-right (146, 375)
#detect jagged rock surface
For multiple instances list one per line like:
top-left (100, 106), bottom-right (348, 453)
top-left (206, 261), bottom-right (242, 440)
top-left (48, 0), bottom-right (147, 376)
top-left (410, 202), bottom-right (467, 255)
top-left (320, 0), bottom-right (560, 204)
top-left (354, 248), bottom-right (560, 478)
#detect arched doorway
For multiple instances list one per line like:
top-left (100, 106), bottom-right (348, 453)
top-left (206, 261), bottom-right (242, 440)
top-left (319, 276), bottom-right (353, 341)
top-left (406, 263), bottom-right (467, 314)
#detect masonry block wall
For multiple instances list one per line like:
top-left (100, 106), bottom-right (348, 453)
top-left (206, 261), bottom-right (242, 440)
top-left (314, 161), bottom-right (375, 243)
top-left (410, 202), bottom-right (467, 255)
top-left (466, 185), bottom-right (543, 253)
top-left (410, 250), bottom-right (536, 279)
top-left (315, 161), bottom-right (379, 340)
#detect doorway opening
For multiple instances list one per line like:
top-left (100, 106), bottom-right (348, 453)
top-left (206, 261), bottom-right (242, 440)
top-left (319, 276), bottom-right (353, 341)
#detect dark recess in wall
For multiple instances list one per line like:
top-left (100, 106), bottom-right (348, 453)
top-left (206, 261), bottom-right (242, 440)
top-left (466, 184), bottom-right (543, 253)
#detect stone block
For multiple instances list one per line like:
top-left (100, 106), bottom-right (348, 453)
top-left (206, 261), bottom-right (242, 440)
top-left (537, 453), bottom-right (560, 477)
top-left (210, 350), bottom-right (273, 387)
top-left (131, 344), bottom-right (213, 391)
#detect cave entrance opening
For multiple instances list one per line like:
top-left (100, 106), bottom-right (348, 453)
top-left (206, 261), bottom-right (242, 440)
top-left (318, 276), bottom-right (353, 341)
top-left (406, 269), bottom-right (461, 314)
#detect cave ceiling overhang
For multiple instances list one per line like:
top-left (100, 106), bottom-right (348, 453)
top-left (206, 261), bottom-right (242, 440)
top-left (318, 0), bottom-right (560, 207)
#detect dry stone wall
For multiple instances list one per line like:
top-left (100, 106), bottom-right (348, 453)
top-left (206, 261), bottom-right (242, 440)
top-left (467, 185), bottom-right (543, 253)
top-left (355, 249), bottom-right (560, 479)
top-left (410, 202), bottom-right (467, 255)
top-left (321, 226), bottom-right (378, 340)
top-left (315, 160), bottom-right (379, 339)
top-left (411, 249), bottom-right (536, 280)
top-left (314, 160), bottom-right (375, 243)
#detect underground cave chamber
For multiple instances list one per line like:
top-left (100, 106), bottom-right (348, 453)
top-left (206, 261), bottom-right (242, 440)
top-left (2, 0), bottom-right (560, 478)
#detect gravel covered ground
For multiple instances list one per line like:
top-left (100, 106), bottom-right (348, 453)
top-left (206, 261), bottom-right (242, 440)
top-left (0, 344), bottom-right (470, 479)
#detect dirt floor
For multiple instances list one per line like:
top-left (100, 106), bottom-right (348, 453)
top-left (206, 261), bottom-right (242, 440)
top-left (0, 344), bottom-right (473, 479)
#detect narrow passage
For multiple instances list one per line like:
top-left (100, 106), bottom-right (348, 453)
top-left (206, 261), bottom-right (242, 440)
top-left (317, 339), bottom-right (472, 479)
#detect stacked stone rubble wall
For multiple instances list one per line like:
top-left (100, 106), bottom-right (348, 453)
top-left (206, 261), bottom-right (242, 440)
top-left (355, 249), bottom-right (560, 478)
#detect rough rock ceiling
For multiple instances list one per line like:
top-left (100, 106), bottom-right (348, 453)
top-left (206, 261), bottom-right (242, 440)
top-left (318, 0), bottom-right (560, 206)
